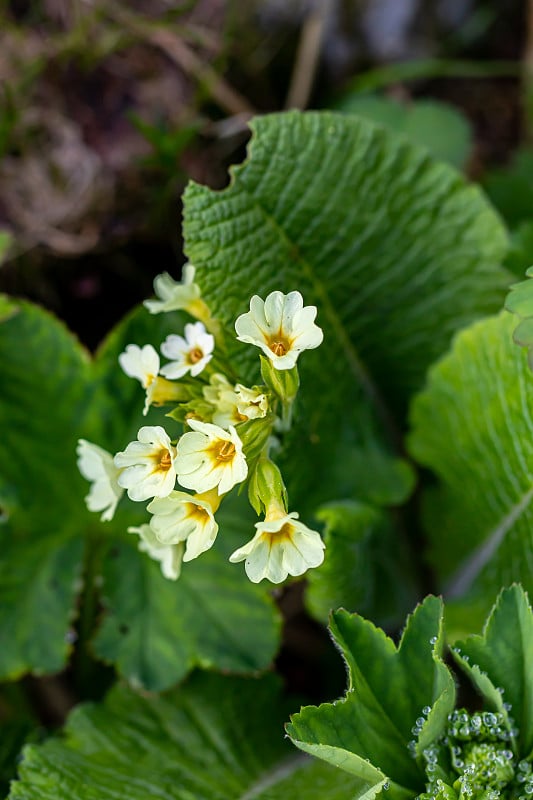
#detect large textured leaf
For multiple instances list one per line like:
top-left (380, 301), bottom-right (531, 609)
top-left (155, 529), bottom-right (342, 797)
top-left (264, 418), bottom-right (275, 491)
top-left (287, 597), bottom-right (455, 795)
top-left (408, 312), bottom-right (533, 610)
top-left (8, 673), bottom-right (364, 800)
top-left (0, 298), bottom-right (91, 677)
top-left (0, 299), bottom-right (280, 685)
top-left (452, 585), bottom-right (533, 760)
top-left (183, 110), bottom-right (506, 617)
top-left (183, 111), bottom-right (507, 412)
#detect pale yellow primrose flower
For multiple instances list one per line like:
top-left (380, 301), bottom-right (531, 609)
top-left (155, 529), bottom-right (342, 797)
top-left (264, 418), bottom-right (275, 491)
top-left (77, 440), bottom-right (124, 521)
top-left (118, 343), bottom-right (184, 416)
top-left (234, 290), bottom-right (323, 370)
top-left (203, 373), bottom-right (246, 428)
top-left (114, 426), bottom-right (177, 502)
top-left (160, 321), bottom-right (214, 379)
top-left (119, 343), bottom-right (160, 387)
top-left (229, 506), bottom-right (325, 584)
top-left (203, 375), bottom-right (268, 429)
top-left (235, 384), bottom-right (268, 420)
top-left (128, 524), bottom-right (184, 581)
top-left (148, 488), bottom-right (221, 561)
top-left (174, 419), bottom-right (247, 495)
top-left (143, 265), bottom-right (201, 315)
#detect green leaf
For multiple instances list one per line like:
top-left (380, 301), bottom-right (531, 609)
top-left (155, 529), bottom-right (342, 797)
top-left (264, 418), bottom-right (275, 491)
top-left (183, 110), bottom-right (506, 621)
top-left (0, 684), bottom-right (39, 798)
top-left (287, 597), bottom-right (455, 793)
top-left (0, 301), bottom-right (281, 685)
top-left (93, 497), bottom-right (281, 691)
top-left (305, 501), bottom-right (417, 627)
top-left (408, 312), bottom-right (533, 611)
top-left (183, 110), bottom-right (508, 525)
top-left (0, 301), bottom-right (93, 678)
top-left (334, 96), bottom-right (472, 169)
top-left (505, 266), bottom-right (533, 369)
top-left (9, 673), bottom-right (364, 800)
top-left (452, 585), bottom-right (533, 759)
top-left (183, 111), bottom-right (508, 411)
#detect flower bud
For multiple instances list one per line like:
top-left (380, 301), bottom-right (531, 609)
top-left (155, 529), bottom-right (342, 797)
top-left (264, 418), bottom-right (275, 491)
top-left (236, 415), bottom-right (275, 466)
top-left (247, 457), bottom-right (287, 516)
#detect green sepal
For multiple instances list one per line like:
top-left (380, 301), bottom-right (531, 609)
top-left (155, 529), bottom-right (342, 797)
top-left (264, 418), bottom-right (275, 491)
top-left (260, 355), bottom-right (300, 403)
top-left (248, 457), bottom-right (288, 516)
top-left (237, 413), bottom-right (276, 465)
top-left (165, 398), bottom-right (214, 424)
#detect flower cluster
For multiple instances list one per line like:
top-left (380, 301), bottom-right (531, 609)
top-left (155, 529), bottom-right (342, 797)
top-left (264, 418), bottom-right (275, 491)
top-left (77, 265), bottom-right (325, 584)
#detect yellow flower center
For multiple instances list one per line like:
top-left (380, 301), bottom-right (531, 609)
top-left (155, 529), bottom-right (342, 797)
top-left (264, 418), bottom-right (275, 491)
top-left (277, 522), bottom-right (294, 541)
top-left (260, 522), bottom-right (294, 548)
top-left (158, 449), bottom-right (173, 471)
top-left (216, 440), bottom-right (236, 461)
top-left (188, 347), bottom-right (204, 364)
top-left (266, 330), bottom-right (292, 357)
top-left (184, 503), bottom-right (210, 523)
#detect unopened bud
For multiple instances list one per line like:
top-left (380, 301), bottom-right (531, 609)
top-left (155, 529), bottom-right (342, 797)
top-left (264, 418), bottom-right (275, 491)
top-left (248, 457), bottom-right (287, 516)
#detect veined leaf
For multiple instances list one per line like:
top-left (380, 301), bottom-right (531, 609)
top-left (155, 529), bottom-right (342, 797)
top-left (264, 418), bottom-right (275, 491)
top-left (408, 313), bottom-right (533, 611)
top-left (452, 585), bottom-right (533, 760)
top-left (183, 110), bottom-right (507, 527)
top-left (183, 111), bottom-right (507, 411)
top-left (287, 597), bottom-right (455, 793)
top-left (8, 673), bottom-right (364, 800)
top-left (0, 299), bottom-right (93, 678)
top-left (0, 300), bottom-right (280, 685)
